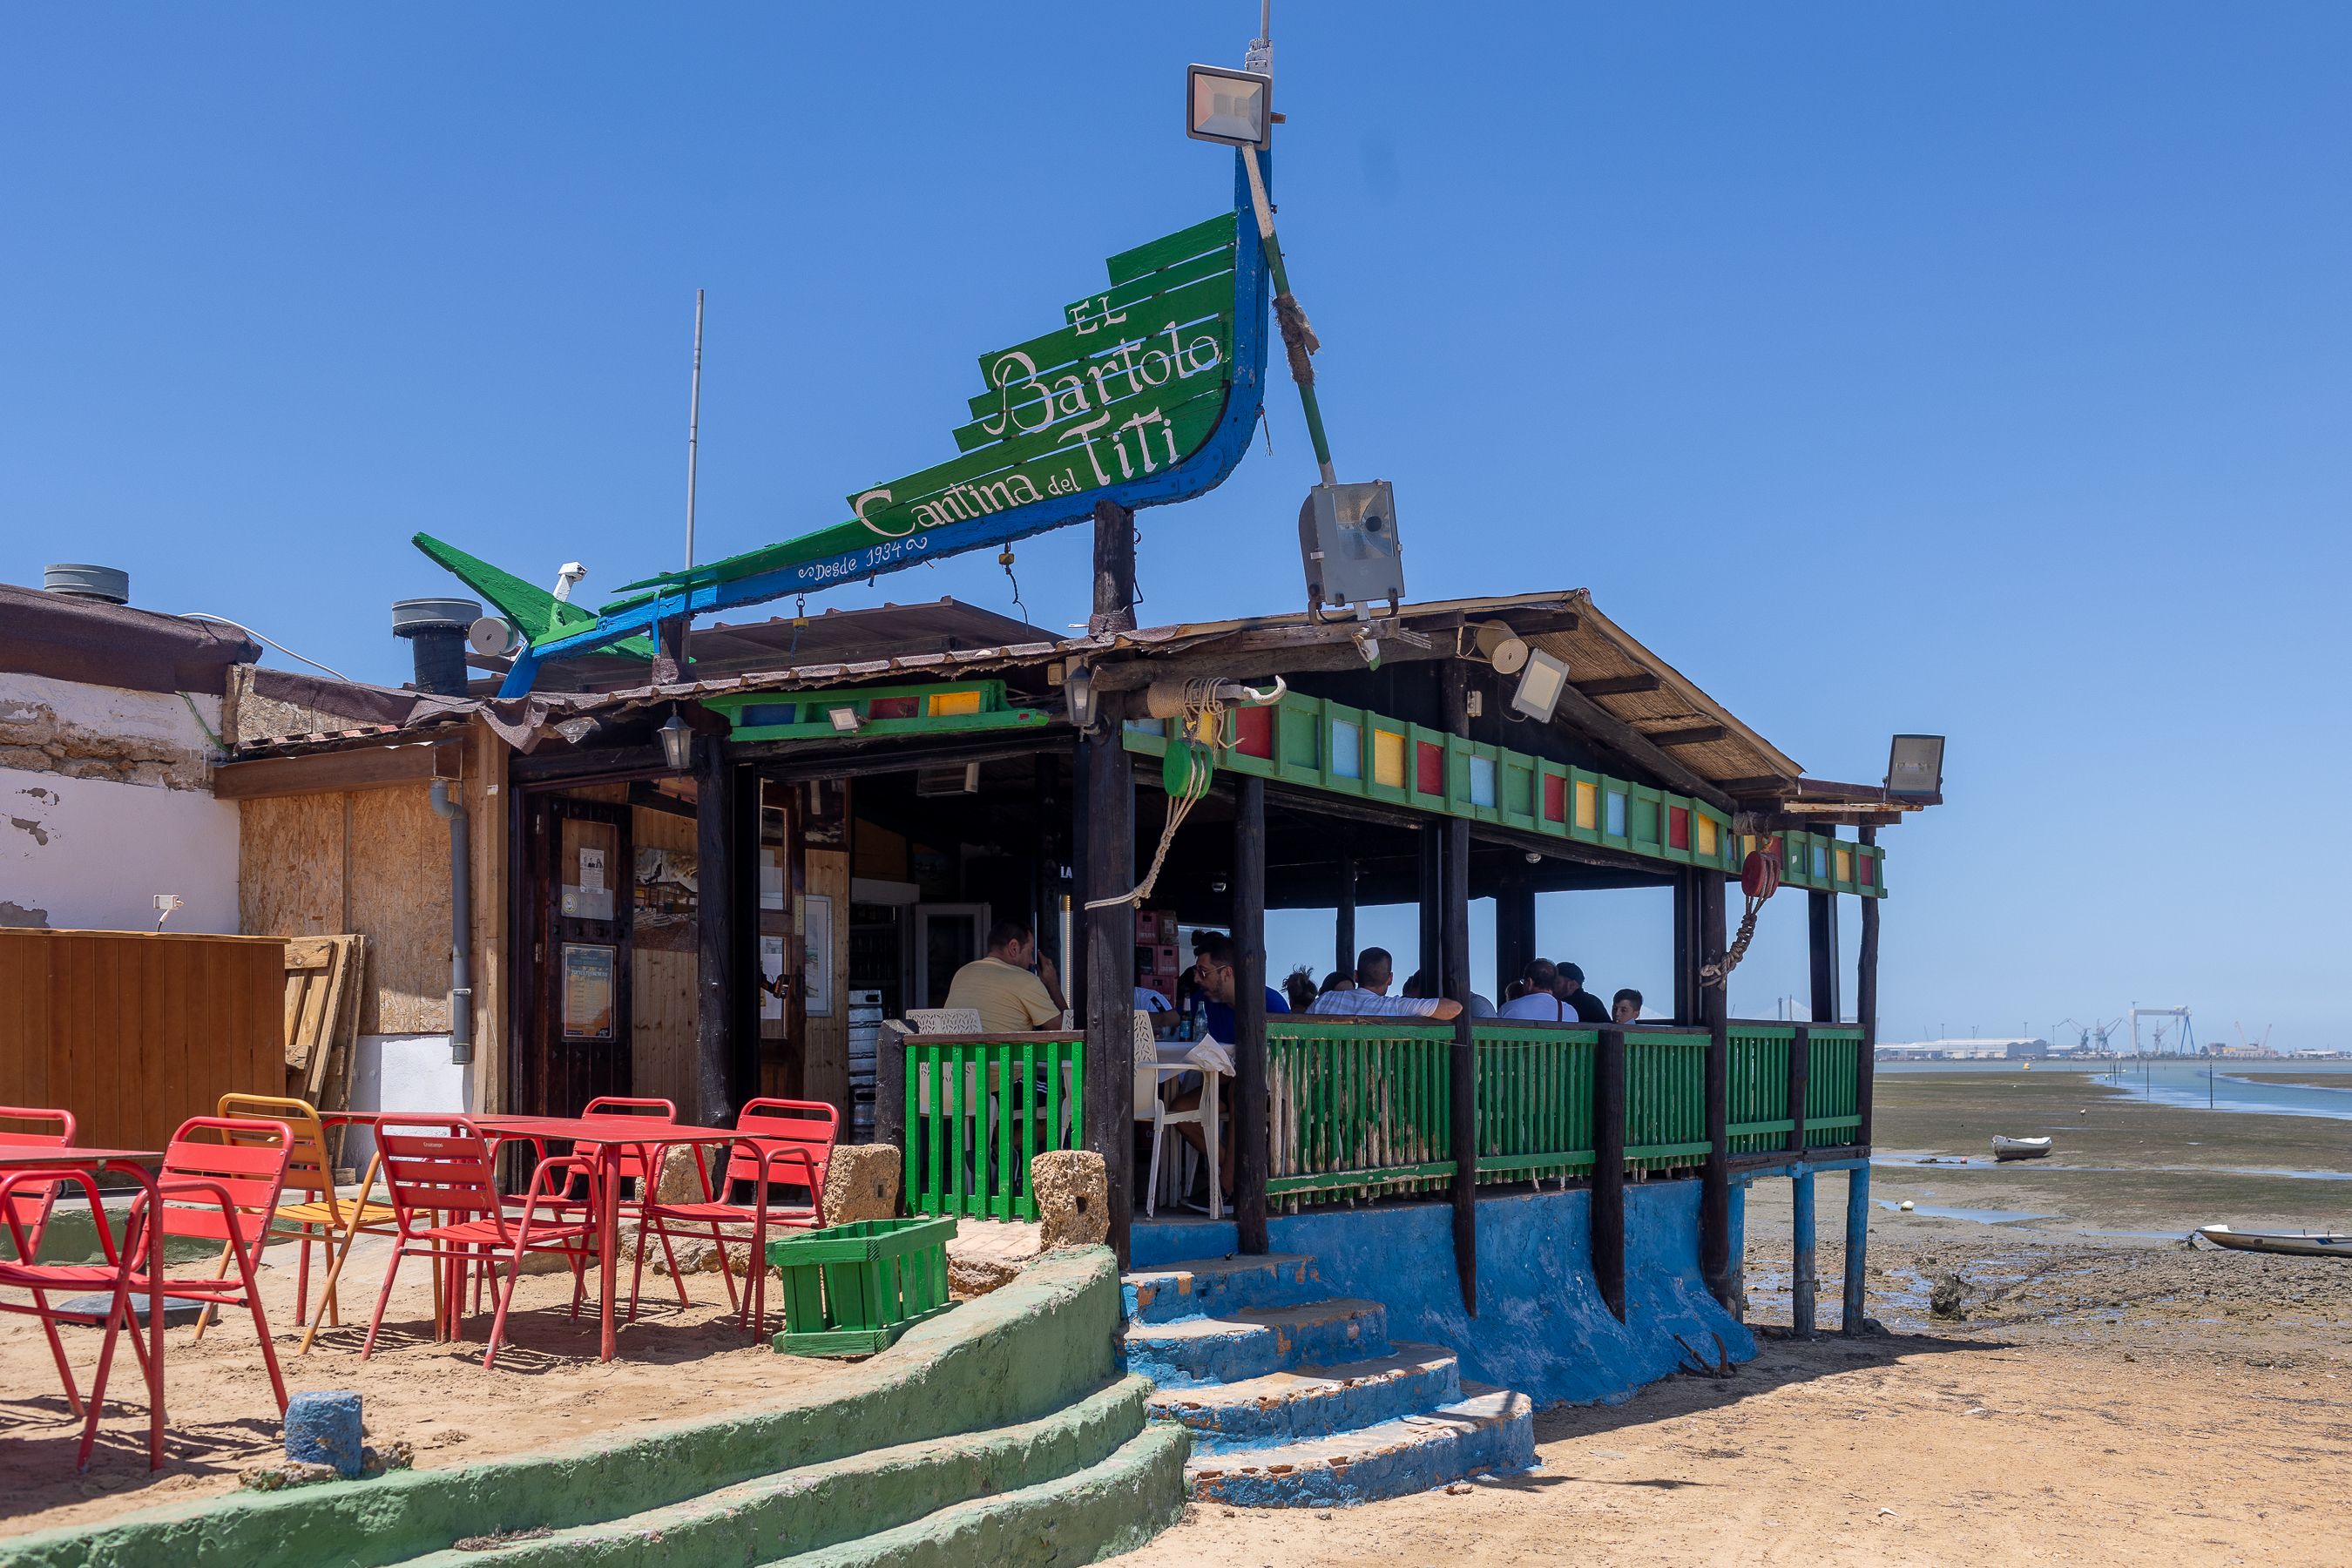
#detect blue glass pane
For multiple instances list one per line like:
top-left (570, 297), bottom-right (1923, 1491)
top-left (1330, 720), bottom-right (1362, 779)
top-left (1124, 716), bottom-right (1167, 736)
top-left (1605, 790), bottom-right (1627, 836)
top-left (740, 703), bottom-right (796, 727)
top-left (1468, 756), bottom-right (1497, 808)
top-left (1812, 841), bottom-right (1828, 878)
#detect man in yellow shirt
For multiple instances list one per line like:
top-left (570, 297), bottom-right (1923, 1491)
top-left (943, 920), bottom-right (1068, 1033)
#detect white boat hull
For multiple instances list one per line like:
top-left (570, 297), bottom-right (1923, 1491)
top-left (1990, 1136), bottom-right (2051, 1161)
top-left (2197, 1225), bottom-right (2352, 1259)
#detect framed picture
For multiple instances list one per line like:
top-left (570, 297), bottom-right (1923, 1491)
top-left (560, 943), bottom-right (617, 1041)
top-left (801, 894), bottom-right (835, 1018)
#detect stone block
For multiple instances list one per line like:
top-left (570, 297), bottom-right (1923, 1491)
top-left (283, 1389), bottom-right (365, 1477)
top-left (822, 1143), bottom-right (901, 1226)
top-left (1031, 1151), bottom-right (1108, 1252)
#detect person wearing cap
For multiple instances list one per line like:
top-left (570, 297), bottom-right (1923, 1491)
top-left (1551, 961), bottom-right (1610, 1024)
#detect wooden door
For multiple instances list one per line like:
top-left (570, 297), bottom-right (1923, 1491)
top-left (519, 794), bottom-right (633, 1117)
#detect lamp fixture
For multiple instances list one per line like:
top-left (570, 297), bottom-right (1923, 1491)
top-left (827, 706), bottom-right (862, 735)
top-left (1185, 63), bottom-right (1273, 149)
top-left (1064, 662), bottom-right (1098, 732)
top-left (1508, 648), bottom-right (1571, 723)
top-left (1885, 733), bottom-right (1946, 798)
top-left (657, 707), bottom-right (693, 772)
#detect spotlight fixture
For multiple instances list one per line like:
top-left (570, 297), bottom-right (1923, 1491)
top-left (1509, 648), bottom-right (1571, 723)
top-left (1185, 63), bottom-right (1273, 149)
top-left (1885, 733), bottom-right (1946, 798)
top-left (827, 706), bottom-right (862, 735)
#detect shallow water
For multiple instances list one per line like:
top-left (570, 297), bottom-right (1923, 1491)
top-left (1882, 1058), bottom-right (2352, 1123)
top-left (1875, 1201), bottom-right (2053, 1225)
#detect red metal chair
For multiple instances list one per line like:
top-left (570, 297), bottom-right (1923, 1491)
top-left (362, 1117), bottom-right (598, 1370)
top-left (631, 1098), bottom-right (838, 1335)
top-left (0, 1105), bottom-right (77, 1263)
top-left (0, 1166), bottom-right (156, 1470)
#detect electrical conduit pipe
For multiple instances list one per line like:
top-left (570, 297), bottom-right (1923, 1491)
top-left (429, 778), bottom-right (473, 1064)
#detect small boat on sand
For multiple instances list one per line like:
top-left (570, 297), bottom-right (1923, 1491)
top-left (1990, 1135), bottom-right (2052, 1161)
top-left (2194, 1225), bottom-right (2352, 1259)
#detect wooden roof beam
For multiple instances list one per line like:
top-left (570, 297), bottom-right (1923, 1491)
top-left (1573, 673), bottom-right (1662, 697)
top-left (1648, 724), bottom-right (1729, 748)
top-left (1544, 685), bottom-right (1734, 814)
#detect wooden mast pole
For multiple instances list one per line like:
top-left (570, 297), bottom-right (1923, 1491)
top-left (1234, 776), bottom-right (1270, 1254)
top-left (1442, 663), bottom-right (1478, 1315)
top-left (1079, 499), bottom-right (1138, 1263)
top-left (1845, 825), bottom-right (1881, 1335)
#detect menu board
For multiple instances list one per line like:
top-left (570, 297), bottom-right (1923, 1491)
top-left (561, 943), bottom-right (616, 1040)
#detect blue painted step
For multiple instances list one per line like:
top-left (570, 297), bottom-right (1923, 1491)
top-left (1121, 1297), bottom-right (1389, 1389)
top-left (1149, 1342), bottom-right (1463, 1451)
top-left (1122, 1253), bottom-right (1323, 1324)
top-left (1188, 1387), bottom-right (1537, 1509)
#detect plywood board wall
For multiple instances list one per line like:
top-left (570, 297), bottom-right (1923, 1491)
top-left (801, 847), bottom-right (850, 1112)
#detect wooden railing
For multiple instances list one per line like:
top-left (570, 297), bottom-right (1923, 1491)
top-left (1727, 1024), bottom-right (1799, 1152)
top-left (1624, 1028), bottom-right (1713, 1171)
top-left (1472, 1023), bottom-right (1597, 1184)
top-left (1803, 1026), bottom-right (1865, 1147)
top-left (890, 1033), bottom-right (1085, 1222)
top-left (1265, 1017), bottom-right (1455, 1203)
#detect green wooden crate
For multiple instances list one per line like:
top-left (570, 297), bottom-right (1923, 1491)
top-left (766, 1216), bottom-right (957, 1357)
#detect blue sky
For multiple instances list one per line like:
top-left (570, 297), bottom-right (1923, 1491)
top-left (4, 4), bottom-right (2347, 1045)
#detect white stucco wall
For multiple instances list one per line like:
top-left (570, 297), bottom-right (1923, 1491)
top-left (0, 673), bottom-right (239, 932)
top-left (341, 1032), bottom-right (476, 1170)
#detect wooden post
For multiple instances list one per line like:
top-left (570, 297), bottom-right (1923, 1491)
top-left (693, 737), bottom-right (737, 1128)
top-left (1090, 499), bottom-right (1136, 635)
top-left (1335, 853), bottom-right (1357, 979)
top-left (1080, 694), bottom-right (1137, 1264)
top-left (1700, 871), bottom-right (1735, 1312)
top-left (1808, 890), bottom-right (1841, 1024)
top-left (1442, 663), bottom-right (1477, 1315)
top-left (1593, 1024), bottom-right (1626, 1321)
top-left (1788, 1021), bottom-right (1815, 1337)
top-left (1495, 880), bottom-right (1536, 1004)
top-left (1234, 776), bottom-right (1270, 1255)
top-left (875, 1022), bottom-right (909, 1152)
top-left (652, 614), bottom-right (689, 686)
top-left (1846, 825), bottom-right (1880, 1336)
top-left (1788, 1023), bottom-right (1811, 1154)
top-left (1673, 868), bottom-right (1699, 1024)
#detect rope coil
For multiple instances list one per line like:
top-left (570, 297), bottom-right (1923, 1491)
top-left (1085, 677), bottom-right (1258, 912)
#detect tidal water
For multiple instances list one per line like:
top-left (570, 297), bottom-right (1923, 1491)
top-left (1878, 1058), bottom-right (2352, 1124)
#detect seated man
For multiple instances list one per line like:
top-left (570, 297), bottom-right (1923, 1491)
top-left (1500, 958), bottom-right (1568, 1020)
top-left (943, 919), bottom-right (1067, 1034)
top-left (1551, 961), bottom-right (1611, 1024)
top-left (1309, 947), bottom-right (1463, 1020)
top-left (1163, 933), bottom-right (1288, 1201)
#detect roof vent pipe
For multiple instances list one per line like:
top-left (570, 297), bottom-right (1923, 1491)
top-left (44, 564), bottom-right (130, 604)
top-left (392, 598), bottom-right (481, 697)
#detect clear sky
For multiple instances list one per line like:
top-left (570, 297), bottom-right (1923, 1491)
top-left (4, 4), bottom-right (2347, 1047)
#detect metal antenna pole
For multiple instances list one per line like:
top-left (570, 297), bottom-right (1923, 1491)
top-left (686, 288), bottom-right (706, 571)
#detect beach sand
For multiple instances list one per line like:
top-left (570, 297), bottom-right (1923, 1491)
top-left (1115, 1068), bottom-right (2352, 1568)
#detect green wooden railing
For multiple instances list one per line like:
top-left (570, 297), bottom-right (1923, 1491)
top-left (1805, 1026), bottom-right (1864, 1147)
top-left (903, 1035), bottom-right (1084, 1222)
top-left (1473, 1023), bottom-right (1598, 1184)
top-left (1266, 1017), bottom-right (1455, 1205)
top-left (1727, 1024), bottom-right (1798, 1153)
top-left (1624, 1029), bottom-right (1712, 1171)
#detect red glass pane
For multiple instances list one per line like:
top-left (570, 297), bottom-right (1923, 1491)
top-left (1233, 704), bottom-right (1274, 759)
top-left (1542, 774), bottom-right (1566, 821)
top-left (868, 696), bottom-right (918, 720)
top-left (1415, 740), bottom-right (1444, 795)
top-left (1667, 806), bottom-right (1691, 850)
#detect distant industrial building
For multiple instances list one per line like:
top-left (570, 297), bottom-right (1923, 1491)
top-left (1876, 1037), bottom-right (2050, 1062)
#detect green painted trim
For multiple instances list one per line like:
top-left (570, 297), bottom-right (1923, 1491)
top-left (1264, 1159), bottom-right (1457, 1194)
top-left (706, 680), bottom-right (1049, 743)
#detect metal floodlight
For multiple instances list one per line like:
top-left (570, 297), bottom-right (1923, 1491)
top-left (657, 707), bottom-right (694, 772)
top-left (827, 706), bottom-right (862, 734)
top-left (1510, 648), bottom-right (1571, 723)
top-left (1186, 64), bottom-right (1273, 149)
top-left (1885, 733), bottom-right (1946, 798)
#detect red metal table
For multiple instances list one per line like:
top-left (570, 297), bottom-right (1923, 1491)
top-left (0, 1146), bottom-right (166, 1467)
top-left (472, 1115), bottom-right (745, 1362)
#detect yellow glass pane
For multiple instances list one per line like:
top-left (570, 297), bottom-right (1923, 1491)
top-left (1695, 814), bottom-right (1719, 856)
top-left (1835, 848), bottom-right (1853, 882)
top-left (1572, 780), bottom-right (1598, 830)
top-left (928, 689), bottom-right (983, 716)
top-left (1371, 729), bottom-right (1407, 789)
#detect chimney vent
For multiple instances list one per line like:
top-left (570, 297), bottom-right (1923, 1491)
top-left (392, 598), bottom-right (482, 697)
top-left (44, 564), bottom-right (130, 605)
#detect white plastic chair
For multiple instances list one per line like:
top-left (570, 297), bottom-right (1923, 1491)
top-left (1133, 1013), bottom-right (1220, 1220)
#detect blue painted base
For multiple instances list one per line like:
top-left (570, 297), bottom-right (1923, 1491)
top-left (283, 1389), bottom-right (365, 1477)
top-left (1134, 1179), bottom-right (1755, 1409)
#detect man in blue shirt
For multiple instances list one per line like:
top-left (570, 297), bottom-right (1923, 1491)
top-left (1163, 932), bottom-right (1286, 1205)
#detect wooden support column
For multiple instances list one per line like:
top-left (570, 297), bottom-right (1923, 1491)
top-left (1808, 890), bottom-right (1842, 1024)
top-left (693, 737), bottom-right (737, 1128)
top-left (1788, 1022), bottom-right (1815, 1336)
top-left (1234, 776), bottom-right (1271, 1255)
top-left (1592, 1024), bottom-right (1627, 1321)
top-left (1846, 826), bottom-right (1881, 1336)
top-left (1673, 868), bottom-right (1699, 1024)
top-left (1495, 880), bottom-right (1536, 1004)
top-left (1080, 700), bottom-right (1137, 1264)
top-left (1700, 871), bottom-right (1736, 1312)
top-left (653, 614), bottom-right (689, 685)
top-left (1090, 499), bottom-right (1137, 634)
top-left (1335, 854), bottom-right (1357, 979)
top-left (1441, 663), bottom-right (1477, 1315)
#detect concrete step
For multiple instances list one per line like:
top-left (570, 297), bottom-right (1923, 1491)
top-left (395, 1376), bottom-right (1157, 1568)
top-left (1187, 1387), bottom-right (1536, 1509)
top-left (1121, 1298), bottom-right (1390, 1389)
top-left (762, 1421), bottom-right (1190, 1568)
top-left (1121, 1253), bottom-right (1323, 1324)
top-left (1149, 1342), bottom-right (1463, 1452)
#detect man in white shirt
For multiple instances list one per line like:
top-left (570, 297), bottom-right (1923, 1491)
top-left (1308, 946), bottom-right (1462, 1021)
top-left (1499, 959), bottom-right (1570, 1021)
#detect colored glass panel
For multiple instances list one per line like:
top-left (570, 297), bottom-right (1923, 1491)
top-left (1372, 728), bottom-right (1407, 788)
top-left (1233, 704), bottom-right (1274, 759)
top-left (1694, 814), bottom-right (1719, 856)
top-left (1811, 841), bottom-right (1828, 878)
top-left (1573, 780), bottom-right (1598, 830)
top-left (1835, 847), bottom-right (1853, 882)
top-left (1331, 720), bottom-right (1362, 779)
top-left (1415, 740), bottom-right (1444, 795)
top-left (1856, 854), bottom-right (1873, 888)
top-left (740, 702), bottom-right (795, 727)
top-left (928, 689), bottom-right (983, 716)
top-left (1469, 756), bottom-right (1497, 808)
top-left (1667, 806), bottom-right (1690, 850)
top-left (1542, 774), bottom-right (1566, 822)
top-left (870, 696), bottom-right (920, 720)
top-left (1605, 790), bottom-right (1627, 837)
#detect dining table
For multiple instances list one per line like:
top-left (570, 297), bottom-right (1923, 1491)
top-left (470, 1114), bottom-right (747, 1362)
top-left (0, 1146), bottom-right (167, 1466)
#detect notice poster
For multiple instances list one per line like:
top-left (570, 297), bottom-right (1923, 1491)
top-left (802, 895), bottom-right (834, 1018)
top-left (760, 936), bottom-right (786, 1020)
top-left (561, 943), bottom-right (617, 1040)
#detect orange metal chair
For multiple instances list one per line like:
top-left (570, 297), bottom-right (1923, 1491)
top-left (632, 1098), bottom-right (837, 1335)
top-left (362, 1117), bottom-right (598, 1370)
top-left (213, 1093), bottom-right (398, 1349)
top-left (0, 1105), bottom-right (77, 1263)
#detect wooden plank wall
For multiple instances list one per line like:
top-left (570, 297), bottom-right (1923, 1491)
top-left (631, 804), bottom-right (700, 1113)
top-left (802, 847), bottom-right (850, 1112)
top-left (0, 930), bottom-right (286, 1150)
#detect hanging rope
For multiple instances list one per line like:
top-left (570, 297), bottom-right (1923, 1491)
top-left (998, 547), bottom-right (1027, 620)
top-left (1702, 845), bottom-right (1784, 988)
top-left (1700, 894), bottom-right (1766, 988)
top-left (1085, 677), bottom-right (1227, 912)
